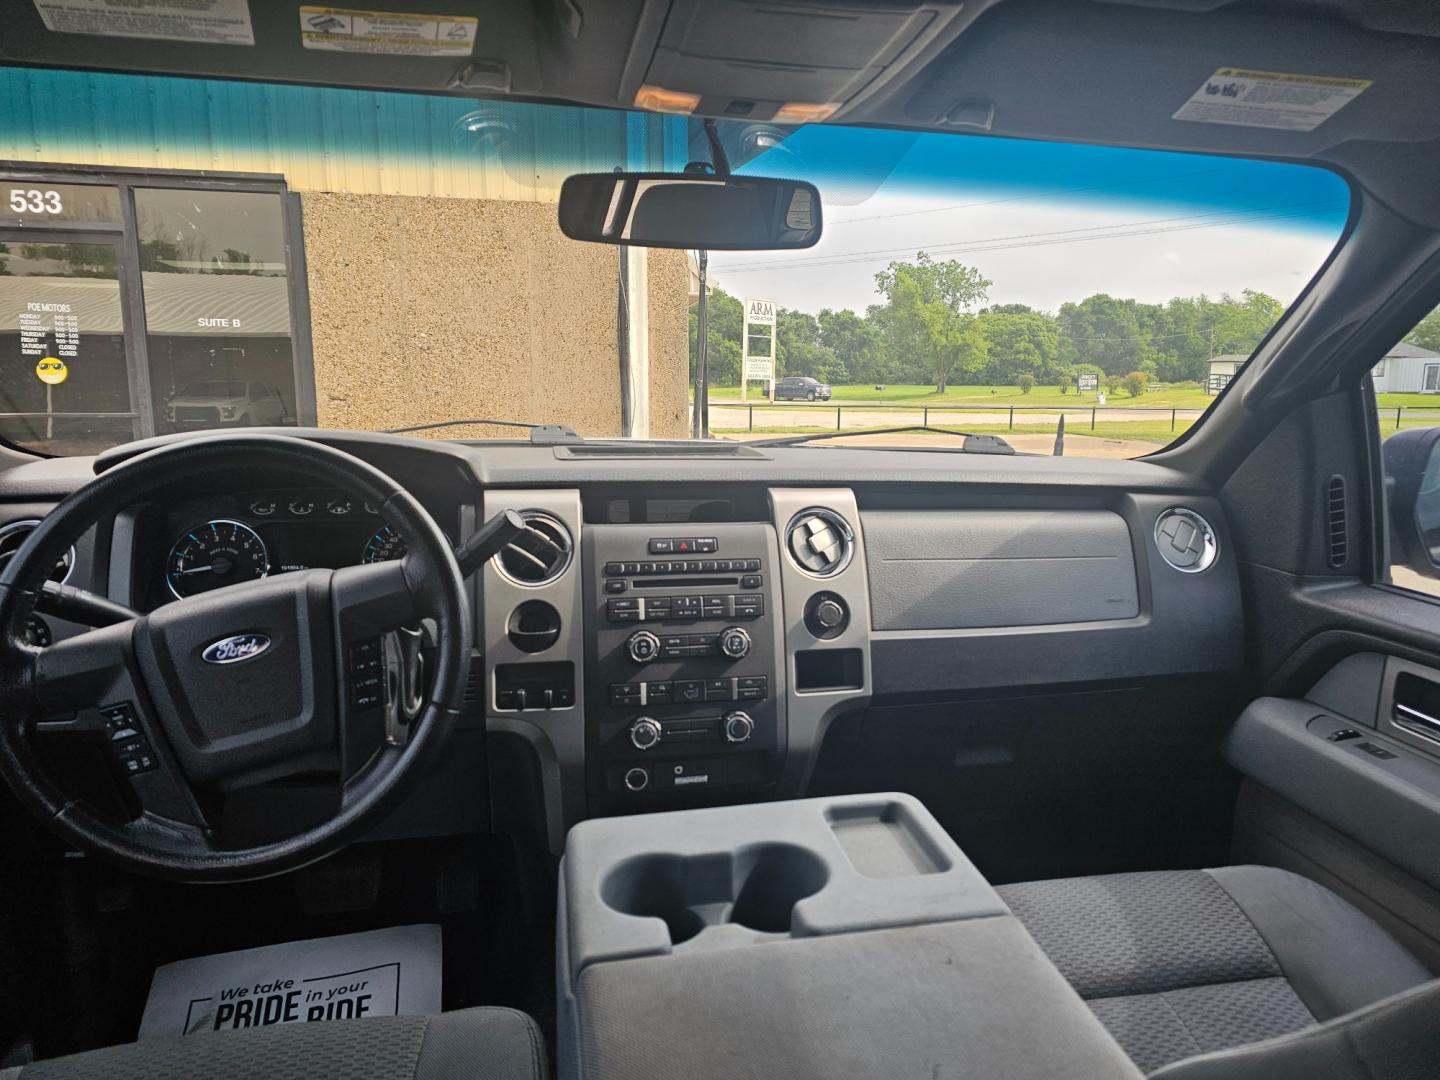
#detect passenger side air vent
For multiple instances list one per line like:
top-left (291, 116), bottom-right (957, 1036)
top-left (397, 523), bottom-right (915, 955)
top-left (493, 511), bottom-right (573, 586)
top-left (0, 520), bottom-right (74, 584)
top-left (785, 508), bottom-right (855, 578)
top-left (1153, 508), bottom-right (1218, 574)
top-left (1326, 475), bottom-right (1348, 569)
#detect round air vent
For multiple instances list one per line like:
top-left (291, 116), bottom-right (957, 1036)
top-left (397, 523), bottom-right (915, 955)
top-left (493, 511), bottom-right (573, 586)
top-left (785, 508), bottom-right (855, 578)
top-left (0, 520), bottom-right (74, 584)
top-left (1154, 508), bottom-right (1218, 574)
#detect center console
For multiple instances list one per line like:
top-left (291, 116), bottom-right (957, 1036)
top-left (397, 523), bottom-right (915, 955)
top-left (557, 793), bottom-right (1143, 1079)
top-left (582, 523), bottom-right (785, 808)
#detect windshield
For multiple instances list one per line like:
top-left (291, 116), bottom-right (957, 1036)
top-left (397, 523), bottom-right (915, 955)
top-left (0, 67), bottom-right (1350, 458)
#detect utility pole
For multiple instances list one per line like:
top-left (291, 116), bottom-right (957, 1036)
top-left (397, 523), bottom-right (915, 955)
top-left (692, 248), bottom-right (710, 438)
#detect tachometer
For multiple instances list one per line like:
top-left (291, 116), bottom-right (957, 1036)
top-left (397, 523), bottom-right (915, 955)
top-left (361, 524), bottom-right (406, 564)
top-left (166, 519), bottom-right (270, 599)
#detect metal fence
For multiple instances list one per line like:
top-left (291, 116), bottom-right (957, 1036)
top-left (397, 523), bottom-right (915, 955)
top-left (702, 402), bottom-right (1440, 433)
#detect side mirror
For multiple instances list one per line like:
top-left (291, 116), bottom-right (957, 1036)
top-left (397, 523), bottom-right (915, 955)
top-left (557, 172), bottom-right (821, 250)
top-left (1383, 427), bottom-right (1440, 578)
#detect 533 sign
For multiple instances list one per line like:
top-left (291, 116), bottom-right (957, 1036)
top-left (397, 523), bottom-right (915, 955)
top-left (1, 181), bottom-right (122, 223)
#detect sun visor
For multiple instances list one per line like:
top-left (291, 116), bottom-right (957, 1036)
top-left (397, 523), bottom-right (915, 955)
top-left (894, 0), bottom-right (1440, 159)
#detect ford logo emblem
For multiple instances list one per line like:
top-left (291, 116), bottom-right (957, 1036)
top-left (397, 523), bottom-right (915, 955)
top-left (201, 634), bottom-right (271, 665)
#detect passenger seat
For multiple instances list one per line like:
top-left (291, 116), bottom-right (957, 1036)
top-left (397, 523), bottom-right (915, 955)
top-left (997, 866), bottom-right (1435, 1075)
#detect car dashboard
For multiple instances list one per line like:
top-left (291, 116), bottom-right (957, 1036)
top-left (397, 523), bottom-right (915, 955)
top-left (0, 431), bottom-right (1243, 854)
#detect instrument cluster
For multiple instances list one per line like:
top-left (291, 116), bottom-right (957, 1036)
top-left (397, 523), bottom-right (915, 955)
top-left (162, 488), bottom-right (408, 601)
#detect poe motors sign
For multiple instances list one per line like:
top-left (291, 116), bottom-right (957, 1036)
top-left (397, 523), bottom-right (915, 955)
top-left (742, 297), bottom-right (776, 400)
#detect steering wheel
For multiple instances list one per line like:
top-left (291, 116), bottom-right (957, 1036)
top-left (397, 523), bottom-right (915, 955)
top-left (0, 434), bottom-right (470, 882)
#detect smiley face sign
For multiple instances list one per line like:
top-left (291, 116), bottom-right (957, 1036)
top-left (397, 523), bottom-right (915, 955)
top-left (35, 357), bottom-right (67, 385)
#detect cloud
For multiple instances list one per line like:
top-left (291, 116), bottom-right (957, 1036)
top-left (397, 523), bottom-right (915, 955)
top-left (708, 194), bottom-right (1342, 316)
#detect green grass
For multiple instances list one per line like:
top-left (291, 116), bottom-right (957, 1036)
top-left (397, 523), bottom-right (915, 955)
top-left (727, 412), bottom-right (1438, 447)
top-left (702, 383), bottom-right (1440, 412)
top-left (703, 383), bottom-right (1216, 408)
top-left (728, 420), bottom-right (1192, 444)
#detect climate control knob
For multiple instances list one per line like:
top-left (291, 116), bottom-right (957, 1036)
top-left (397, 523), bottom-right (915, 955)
top-left (718, 626), bottom-right (752, 660)
top-left (627, 630), bottom-right (661, 664)
top-left (630, 716), bottom-right (662, 751)
top-left (722, 710), bottom-right (755, 744)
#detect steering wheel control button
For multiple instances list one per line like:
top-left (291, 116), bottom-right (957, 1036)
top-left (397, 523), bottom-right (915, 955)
top-left (624, 767), bottom-right (650, 792)
top-left (718, 626), bottom-right (752, 660)
top-left (804, 591), bottom-right (850, 639)
top-left (723, 711), bottom-right (756, 744)
top-left (347, 636), bottom-right (386, 710)
top-left (629, 716), bottom-right (662, 751)
top-left (627, 630), bottom-right (661, 664)
top-left (101, 704), bottom-right (156, 773)
top-left (1154, 508), bottom-right (1218, 574)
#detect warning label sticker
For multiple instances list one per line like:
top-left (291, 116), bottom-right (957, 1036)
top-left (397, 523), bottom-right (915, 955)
top-left (31, 0), bottom-right (254, 46)
top-left (1173, 68), bottom-right (1371, 132)
top-left (298, 5), bottom-right (477, 55)
top-left (139, 924), bottom-right (442, 1038)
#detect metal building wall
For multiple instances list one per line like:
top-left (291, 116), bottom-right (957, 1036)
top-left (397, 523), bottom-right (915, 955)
top-left (0, 67), bottom-right (688, 201)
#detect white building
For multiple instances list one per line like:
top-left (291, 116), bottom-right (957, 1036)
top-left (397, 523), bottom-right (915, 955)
top-left (1206, 355), bottom-right (1246, 395)
top-left (1209, 343), bottom-right (1440, 395)
top-left (1369, 342), bottom-right (1440, 393)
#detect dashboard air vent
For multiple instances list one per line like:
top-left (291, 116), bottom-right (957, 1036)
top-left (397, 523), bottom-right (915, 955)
top-left (785, 508), bottom-right (855, 578)
top-left (0, 520), bottom-right (74, 584)
top-left (1326, 475), bottom-right (1348, 569)
top-left (1153, 508), bottom-right (1218, 574)
top-left (494, 511), bottom-right (573, 586)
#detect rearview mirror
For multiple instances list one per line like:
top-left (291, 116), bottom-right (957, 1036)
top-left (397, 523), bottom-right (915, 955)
top-left (558, 172), bottom-right (821, 250)
top-left (1383, 426), bottom-right (1440, 579)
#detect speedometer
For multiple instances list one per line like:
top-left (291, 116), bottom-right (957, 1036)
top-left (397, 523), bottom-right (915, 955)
top-left (361, 524), bottom-right (406, 564)
top-left (166, 520), bottom-right (270, 599)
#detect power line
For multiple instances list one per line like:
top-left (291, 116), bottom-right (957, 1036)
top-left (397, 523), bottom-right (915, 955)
top-left (718, 199), bottom-right (1347, 274)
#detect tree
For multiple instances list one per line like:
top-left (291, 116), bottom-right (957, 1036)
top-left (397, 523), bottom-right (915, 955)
top-left (874, 252), bottom-right (991, 392)
top-left (1017, 373), bottom-right (1035, 394)
top-left (1122, 370), bottom-right (1149, 397)
top-left (1057, 294), bottom-right (1157, 376)
top-left (818, 308), bottom-right (885, 385)
top-left (775, 308), bottom-right (841, 382)
top-left (1058, 374), bottom-right (1073, 395)
top-left (1408, 307), bottom-right (1440, 352)
top-left (979, 310), bottom-right (1061, 384)
top-left (688, 286), bottom-right (744, 385)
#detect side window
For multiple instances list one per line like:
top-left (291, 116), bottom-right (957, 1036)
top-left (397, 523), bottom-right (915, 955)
top-left (1377, 328), bottom-right (1440, 598)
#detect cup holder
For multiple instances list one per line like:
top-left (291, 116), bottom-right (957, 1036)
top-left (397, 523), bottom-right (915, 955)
top-left (601, 843), bottom-right (829, 945)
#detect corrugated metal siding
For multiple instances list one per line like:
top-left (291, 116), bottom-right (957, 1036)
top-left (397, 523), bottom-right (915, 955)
top-left (1373, 357), bottom-right (1440, 394)
top-left (0, 67), bottom-right (689, 201)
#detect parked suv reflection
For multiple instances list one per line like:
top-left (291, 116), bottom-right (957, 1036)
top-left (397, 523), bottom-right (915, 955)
top-left (162, 380), bottom-right (289, 430)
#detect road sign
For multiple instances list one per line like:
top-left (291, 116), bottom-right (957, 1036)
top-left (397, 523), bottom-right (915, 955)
top-left (1077, 372), bottom-right (1099, 393)
top-left (35, 357), bottom-right (67, 385)
top-left (745, 298), bottom-right (775, 325)
top-left (742, 298), bottom-right (776, 401)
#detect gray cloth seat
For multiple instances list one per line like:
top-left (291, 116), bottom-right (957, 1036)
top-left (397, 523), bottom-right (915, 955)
top-left (996, 865), bottom-right (1435, 1075)
top-left (2, 1007), bottom-right (547, 1080)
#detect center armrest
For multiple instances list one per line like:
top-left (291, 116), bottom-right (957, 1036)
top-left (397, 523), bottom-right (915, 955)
top-left (556, 793), bottom-right (1142, 1079)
